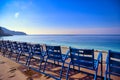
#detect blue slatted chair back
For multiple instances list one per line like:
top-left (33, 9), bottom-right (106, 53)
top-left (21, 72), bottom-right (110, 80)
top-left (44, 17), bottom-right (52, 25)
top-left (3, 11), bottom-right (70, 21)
top-left (34, 44), bottom-right (42, 52)
top-left (12, 42), bottom-right (18, 50)
top-left (0, 40), bottom-right (7, 53)
top-left (69, 47), bottom-right (94, 69)
top-left (1, 41), bottom-right (7, 50)
top-left (108, 50), bottom-right (120, 75)
top-left (17, 42), bottom-right (22, 52)
top-left (46, 45), bottom-right (62, 60)
top-left (6, 41), bottom-right (13, 52)
top-left (6, 41), bottom-right (12, 48)
top-left (21, 42), bottom-right (29, 53)
top-left (0, 40), bottom-right (4, 48)
top-left (33, 44), bottom-right (43, 57)
top-left (0, 40), bottom-right (2, 50)
top-left (0, 40), bottom-right (3, 47)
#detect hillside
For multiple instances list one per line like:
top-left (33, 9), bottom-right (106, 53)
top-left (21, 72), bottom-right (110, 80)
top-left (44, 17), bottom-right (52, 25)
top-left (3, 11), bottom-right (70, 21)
top-left (0, 27), bottom-right (12, 36)
top-left (0, 26), bottom-right (26, 36)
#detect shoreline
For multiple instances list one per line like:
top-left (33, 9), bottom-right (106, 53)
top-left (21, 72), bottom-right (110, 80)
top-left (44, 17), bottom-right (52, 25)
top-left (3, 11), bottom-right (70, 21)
top-left (1, 34), bottom-right (120, 52)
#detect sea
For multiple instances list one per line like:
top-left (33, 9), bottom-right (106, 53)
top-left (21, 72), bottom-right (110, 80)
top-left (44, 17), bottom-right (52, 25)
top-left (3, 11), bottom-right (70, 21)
top-left (0, 34), bottom-right (120, 52)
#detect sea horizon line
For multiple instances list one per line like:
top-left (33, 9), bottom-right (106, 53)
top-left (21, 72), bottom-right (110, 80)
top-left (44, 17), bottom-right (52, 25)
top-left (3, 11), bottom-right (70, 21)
top-left (25, 34), bottom-right (120, 36)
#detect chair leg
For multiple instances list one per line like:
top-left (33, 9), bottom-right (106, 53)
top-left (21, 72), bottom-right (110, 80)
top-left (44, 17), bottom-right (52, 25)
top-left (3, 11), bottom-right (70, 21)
top-left (94, 70), bottom-right (97, 80)
top-left (94, 65), bottom-right (98, 80)
top-left (104, 72), bottom-right (107, 80)
top-left (17, 53), bottom-right (21, 62)
top-left (66, 63), bottom-right (71, 80)
top-left (10, 52), bottom-right (13, 59)
top-left (73, 65), bottom-right (75, 70)
top-left (43, 58), bottom-right (48, 72)
top-left (39, 59), bottom-right (43, 71)
top-left (7, 52), bottom-right (10, 58)
top-left (25, 56), bottom-right (29, 65)
top-left (54, 60), bottom-right (55, 65)
top-left (58, 61), bottom-right (59, 65)
top-left (101, 54), bottom-right (103, 78)
top-left (27, 58), bottom-right (31, 67)
top-left (16, 53), bottom-right (19, 61)
top-left (8, 52), bottom-right (11, 58)
top-left (9, 52), bottom-right (12, 58)
top-left (59, 62), bottom-right (65, 79)
top-left (78, 66), bottom-right (80, 72)
top-left (2, 49), bottom-right (5, 56)
top-left (2, 51), bottom-right (5, 56)
top-left (108, 73), bottom-right (110, 80)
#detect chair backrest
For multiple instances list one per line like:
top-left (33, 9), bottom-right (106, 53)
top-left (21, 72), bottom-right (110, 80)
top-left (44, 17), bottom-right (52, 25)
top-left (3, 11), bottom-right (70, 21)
top-left (0, 40), bottom-right (3, 47)
top-left (6, 41), bottom-right (12, 48)
top-left (46, 45), bottom-right (62, 60)
top-left (0, 40), bottom-right (5, 48)
top-left (108, 50), bottom-right (120, 75)
top-left (1, 40), bottom-right (8, 51)
top-left (33, 44), bottom-right (43, 56)
top-left (17, 42), bottom-right (22, 52)
top-left (20, 42), bottom-right (29, 53)
top-left (6, 41), bottom-right (13, 52)
top-left (69, 47), bottom-right (94, 69)
top-left (0, 40), bottom-right (6, 52)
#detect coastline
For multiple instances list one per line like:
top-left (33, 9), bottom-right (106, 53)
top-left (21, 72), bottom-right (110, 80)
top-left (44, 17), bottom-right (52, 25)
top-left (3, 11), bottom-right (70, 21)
top-left (1, 35), bottom-right (120, 52)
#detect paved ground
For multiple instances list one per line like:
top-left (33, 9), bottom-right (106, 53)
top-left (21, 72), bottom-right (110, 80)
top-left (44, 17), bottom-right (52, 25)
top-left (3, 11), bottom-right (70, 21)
top-left (0, 53), bottom-right (120, 80)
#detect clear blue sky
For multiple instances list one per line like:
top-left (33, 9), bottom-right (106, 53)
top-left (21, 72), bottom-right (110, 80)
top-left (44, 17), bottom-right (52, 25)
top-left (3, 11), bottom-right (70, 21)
top-left (0, 0), bottom-right (120, 34)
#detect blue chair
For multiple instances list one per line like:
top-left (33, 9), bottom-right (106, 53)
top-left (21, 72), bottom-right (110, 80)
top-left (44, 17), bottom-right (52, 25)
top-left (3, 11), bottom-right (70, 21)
top-left (43, 45), bottom-right (69, 80)
top-left (0, 40), bottom-right (9, 56)
top-left (27, 44), bottom-right (46, 70)
top-left (9, 41), bottom-right (18, 58)
top-left (104, 50), bottom-right (120, 80)
top-left (4, 41), bottom-right (13, 57)
top-left (10, 42), bottom-right (24, 61)
top-left (0, 40), bottom-right (6, 55)
top-left (66, 47), bottom-right (102, 80)
top-left (0, 41), bottom-right (14, 58)
top-left (0, 40), bottom-right (3, 52)
top-left (17, 42), bottom-right (32, 65)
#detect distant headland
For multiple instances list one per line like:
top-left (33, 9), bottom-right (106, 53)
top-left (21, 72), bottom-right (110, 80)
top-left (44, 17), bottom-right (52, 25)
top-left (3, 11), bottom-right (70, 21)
top-left (0, 26), bottom-right (26, 36)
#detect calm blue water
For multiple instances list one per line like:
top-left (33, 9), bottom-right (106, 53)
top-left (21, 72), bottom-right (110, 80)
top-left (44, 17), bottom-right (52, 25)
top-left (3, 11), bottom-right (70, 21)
top-left (1, 35), bottom-right (120, 51)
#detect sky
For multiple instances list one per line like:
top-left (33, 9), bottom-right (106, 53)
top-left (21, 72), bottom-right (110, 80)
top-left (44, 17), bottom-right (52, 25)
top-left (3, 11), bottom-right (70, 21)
top-left (0, 0), bottom-right (120, 34)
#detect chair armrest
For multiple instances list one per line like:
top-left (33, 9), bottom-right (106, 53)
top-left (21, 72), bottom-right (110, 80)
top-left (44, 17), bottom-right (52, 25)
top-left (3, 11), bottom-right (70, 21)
top-left (95, 52), bottom-right (102, 70)
top-left (62, 50), bottom-right (70, 61)
top-left (106, 53), bottom-right (109, 64)
top-left (41, 51), bottom-right (47, 56)
top-left (105, 53), bottom-right (109, 72)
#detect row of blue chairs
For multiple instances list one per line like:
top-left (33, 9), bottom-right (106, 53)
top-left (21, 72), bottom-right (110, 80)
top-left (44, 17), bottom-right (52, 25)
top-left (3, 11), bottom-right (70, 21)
top-left (0, 40), bottom-right (120, 80)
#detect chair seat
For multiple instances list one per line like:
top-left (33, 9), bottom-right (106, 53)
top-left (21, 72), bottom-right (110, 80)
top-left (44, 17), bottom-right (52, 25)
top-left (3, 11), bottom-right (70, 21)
top-left (34, 51), bottom-right (45, 56)
top-left (109, 65), bottom-right (120, 75)
top-left (105, 50), bottom-right (120, 80)
top-left (47, 53), bottom-right (69, 62)
top-left (71, 59), bottom-right (98, 70)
